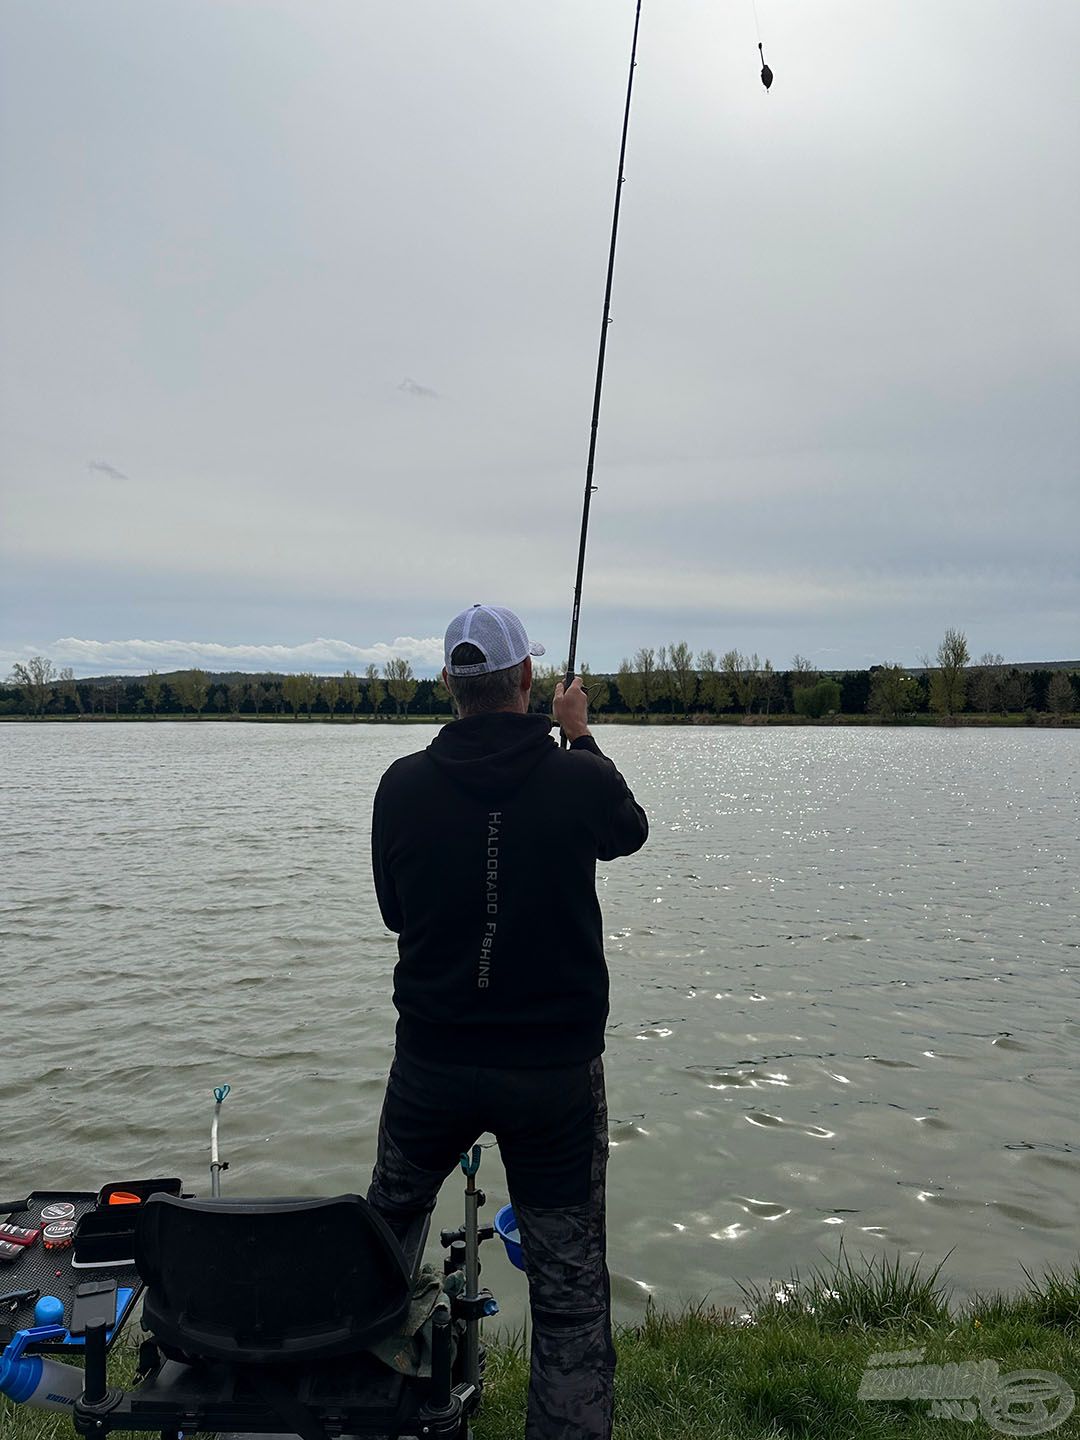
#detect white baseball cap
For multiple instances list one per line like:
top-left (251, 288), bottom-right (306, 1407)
top-left (444, 604), bottom-right (546, 676)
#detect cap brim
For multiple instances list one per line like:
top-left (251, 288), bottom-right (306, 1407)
top-left (528, 642), bottom-right (546, 657)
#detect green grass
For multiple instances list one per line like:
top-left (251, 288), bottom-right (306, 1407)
top-left (474, 1253), bottom-right (1080, 1440)
top-left (4, 1257), bottom-right (1079, 1440)
top-left (737, 1247), bottom-right (955, 1329)
top-left (0, 1347), bottom-right (143, 1440)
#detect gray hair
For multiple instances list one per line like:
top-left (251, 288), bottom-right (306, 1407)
top-left (447, 643), bottom-right (525, 716)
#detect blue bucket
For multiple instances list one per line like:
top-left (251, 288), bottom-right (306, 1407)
top-left (493, 1204), bottom-right (525, 1272)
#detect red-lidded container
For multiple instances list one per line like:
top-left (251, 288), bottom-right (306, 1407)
top-left (42, 1220), bottom-right (77, 1250)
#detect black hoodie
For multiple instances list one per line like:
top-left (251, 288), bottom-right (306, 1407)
top-left (371, 712), bottom-right (648, 1067)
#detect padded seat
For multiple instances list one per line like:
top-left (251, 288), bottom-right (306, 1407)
top-left (135, 1194), bottom-right (412, 1363)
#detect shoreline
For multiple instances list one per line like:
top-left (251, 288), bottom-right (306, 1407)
top-left (4, 1257), bottom-right (1077, 1440)
top-left (2, 712), bottom-right (1078, 727)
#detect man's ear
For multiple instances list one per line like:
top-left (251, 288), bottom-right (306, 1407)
top-left (521, 655), bottom-right (533, 696)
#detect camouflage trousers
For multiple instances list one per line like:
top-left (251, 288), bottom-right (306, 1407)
top-left (367, 1049), bottom-right (615, 1440)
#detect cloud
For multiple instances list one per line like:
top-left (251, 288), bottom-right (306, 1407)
top-left (2, 2), bottom-right (1077, 671)
top-left (398, 377), bottom-right (439, 399)
top-left (87, 459), bottom-right (129, 481)
top-left (1, 636), bottom-right (444, 678)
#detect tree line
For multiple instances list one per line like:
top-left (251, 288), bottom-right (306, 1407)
top-left (3, 632), bottom-right (1077, 720)
top-left (2, 658), bottom-right (435, 719)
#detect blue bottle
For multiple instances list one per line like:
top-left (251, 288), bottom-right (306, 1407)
top-left (0, 1326), bottom-right (86, 1412)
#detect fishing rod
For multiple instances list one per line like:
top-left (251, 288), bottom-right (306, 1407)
top-left (561, 0), bottom-right (643, 745)
top-left (559, 4), bottom-right (774, 743)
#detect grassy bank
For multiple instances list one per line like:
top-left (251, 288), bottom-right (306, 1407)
top-left (477, 1255), bottom-right (1080, 1439)
top-left (4, 1256), bottom-right (1078, 1440)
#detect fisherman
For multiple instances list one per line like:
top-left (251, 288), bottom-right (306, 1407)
top-left (368, 603), bottom-right (648, 1440)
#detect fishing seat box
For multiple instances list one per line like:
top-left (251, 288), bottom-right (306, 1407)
top-left (71, 1193), bottom-right (474, 1440)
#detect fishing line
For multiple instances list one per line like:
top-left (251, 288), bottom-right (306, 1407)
top-left (561, 0), bottom-right (643, 747)
top-left (560, 2), bottom-right (773, 744)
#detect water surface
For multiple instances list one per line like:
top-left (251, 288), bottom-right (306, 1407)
top-left (2, 723), bottom-right (1077, 1321)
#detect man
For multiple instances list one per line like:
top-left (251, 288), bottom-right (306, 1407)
top-left (368, 603), bottom-right (648, 1440)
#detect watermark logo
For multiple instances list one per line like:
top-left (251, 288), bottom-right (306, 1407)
top-left (859, 1347), bottom-right (1075, 1436)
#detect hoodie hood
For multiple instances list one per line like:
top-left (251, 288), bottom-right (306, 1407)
top-left (428, 711), bottom-right (556, 798)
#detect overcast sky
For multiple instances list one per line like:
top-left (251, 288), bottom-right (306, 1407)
top-left (2, 0), bottom-right (1077, 677)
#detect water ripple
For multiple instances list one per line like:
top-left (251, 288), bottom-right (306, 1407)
top-left (1, 722), bottom-right (1077, 1325)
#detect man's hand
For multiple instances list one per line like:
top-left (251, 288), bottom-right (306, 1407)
top-left (553, 676), bottom-right (590, 742)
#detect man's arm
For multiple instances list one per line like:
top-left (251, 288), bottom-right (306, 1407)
top-left (555, 677), bottom-right (649, 860)
top-left (371, 781), bottom-right (404, 933)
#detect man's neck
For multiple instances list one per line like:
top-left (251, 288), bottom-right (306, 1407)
top-left (459, 706), bottom-right (529, 719)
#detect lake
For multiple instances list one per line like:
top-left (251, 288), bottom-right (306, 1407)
top-left (2, 722), bottom-right (1077, 1323)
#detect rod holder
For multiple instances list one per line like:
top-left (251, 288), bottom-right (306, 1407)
top-left (82, 1319), bottom-right (108, 1406)
top-left (428, 1308), bottom-right (452, 1411)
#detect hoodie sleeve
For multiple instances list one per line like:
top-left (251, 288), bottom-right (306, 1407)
top-left (569, 734), bottom-right (649, 861)
top-left (371, 779), bottom-right (404, 933)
